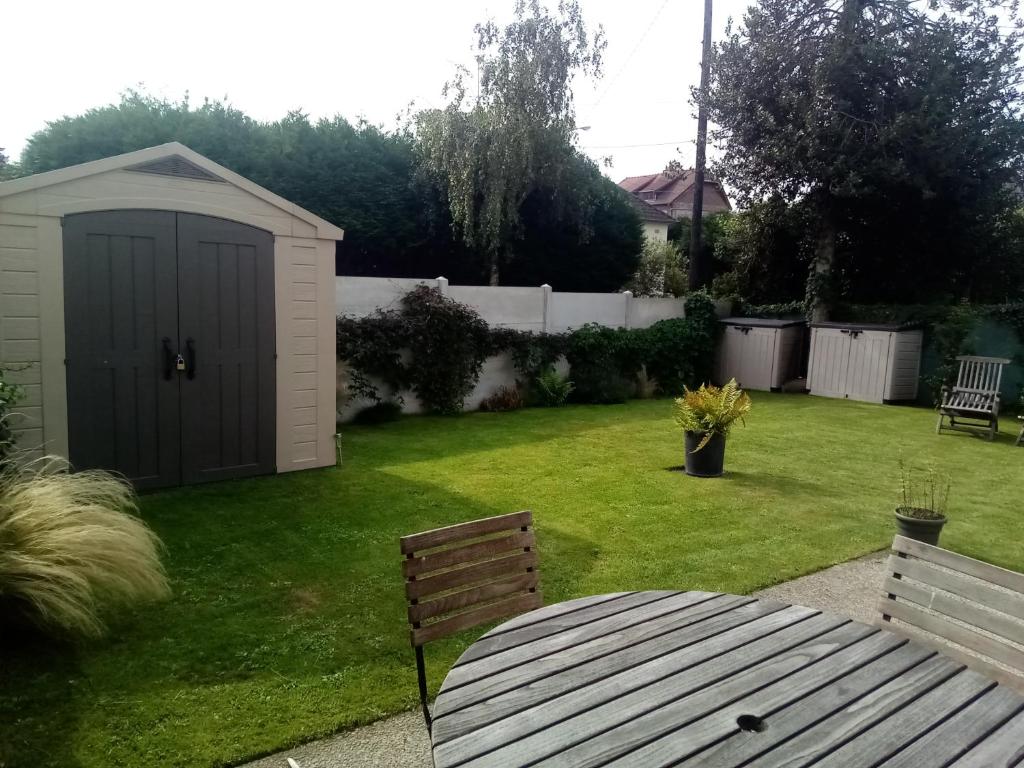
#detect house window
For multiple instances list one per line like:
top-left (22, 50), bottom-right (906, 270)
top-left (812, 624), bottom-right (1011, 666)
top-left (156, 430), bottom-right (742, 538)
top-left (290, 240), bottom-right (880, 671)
top-left (641, 191), bottom-right (658, 201)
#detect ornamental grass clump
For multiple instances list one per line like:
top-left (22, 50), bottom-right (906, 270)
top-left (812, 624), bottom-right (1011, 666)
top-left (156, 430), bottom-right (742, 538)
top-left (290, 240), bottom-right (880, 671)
top-left (897, 455), bottom-right (950, 521)
top-left (0, 458), bottom-right (170, 638)
top-left (673, 378), bottom-right (752, 452)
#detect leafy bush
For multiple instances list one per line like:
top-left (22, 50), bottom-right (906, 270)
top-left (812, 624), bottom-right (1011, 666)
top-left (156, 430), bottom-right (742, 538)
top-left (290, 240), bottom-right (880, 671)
top-left (0, 365), bottom-right (24, 469)
top-left (337, 312), bottom-right (406, 403)
top-left (337, 285), bottom-right (492, 414)
top-left (402, 286), bottom-right (491, 414)
top-left (479, 385), bottom-right (525, 412)
top-left (624, 240), bottom-right (685, 298)
top-left (673, 379), bottom-right (752, 452)
top-left (351, 401), bottom-right (403, 425)
top-left (339, 287), bottom-right (721, 412)
top-left (564, 324), bottom-right (638, 404)
top-left (0, 459), bottom-right (170, 638)
top-left (490, 328), bottom-right (567, 380)
top-left (533, 367), bottom-right (574, 407)
top-left (922, 304), bottom-right (977, 406)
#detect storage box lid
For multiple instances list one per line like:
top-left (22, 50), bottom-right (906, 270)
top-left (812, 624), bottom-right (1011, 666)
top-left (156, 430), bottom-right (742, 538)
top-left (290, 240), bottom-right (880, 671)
top-left (810, 321), bottom-right (921, 331)
top-left (719, 317), bottom-right (806, 328)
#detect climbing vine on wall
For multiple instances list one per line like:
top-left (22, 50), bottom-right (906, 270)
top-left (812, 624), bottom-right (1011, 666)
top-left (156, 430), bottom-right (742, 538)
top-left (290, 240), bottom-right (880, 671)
top-left (337, 287), bottom-right (721, 414)
top-left (337, 285), bottom-right (492, 414)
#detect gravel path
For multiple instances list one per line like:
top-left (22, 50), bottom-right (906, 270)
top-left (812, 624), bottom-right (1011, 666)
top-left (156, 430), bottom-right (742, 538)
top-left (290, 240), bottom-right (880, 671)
top-left (241, 551), bottom-right (888, 768)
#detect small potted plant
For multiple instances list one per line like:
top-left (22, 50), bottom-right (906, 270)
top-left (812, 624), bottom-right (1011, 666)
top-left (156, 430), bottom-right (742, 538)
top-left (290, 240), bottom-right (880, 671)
top-left (895, 456), bottom-right (950, 545)
top-left (673, 379), bottom-right (751, 477)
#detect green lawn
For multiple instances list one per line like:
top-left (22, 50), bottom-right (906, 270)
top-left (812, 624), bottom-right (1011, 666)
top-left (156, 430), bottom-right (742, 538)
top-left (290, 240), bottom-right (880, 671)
top-left (1, 395), bottom-right (1021, 767)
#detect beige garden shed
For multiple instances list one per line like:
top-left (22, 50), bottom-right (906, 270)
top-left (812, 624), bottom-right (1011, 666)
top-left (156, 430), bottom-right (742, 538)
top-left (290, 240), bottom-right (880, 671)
top-left (807, 322), bottom-right (923, 404)
top-left (0, 142), bottom-right (342, 488)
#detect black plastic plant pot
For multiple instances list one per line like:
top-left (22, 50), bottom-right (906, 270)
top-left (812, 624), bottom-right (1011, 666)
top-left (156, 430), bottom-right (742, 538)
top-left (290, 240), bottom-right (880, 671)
top-left (685, 431), bottom-right (726, 478)
top-left (894, 509), bottom-right (947, 546)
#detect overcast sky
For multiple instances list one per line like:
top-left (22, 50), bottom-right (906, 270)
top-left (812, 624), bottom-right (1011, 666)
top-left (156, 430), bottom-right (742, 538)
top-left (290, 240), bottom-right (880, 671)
top-left (3, 0), bottom-right (751, 181)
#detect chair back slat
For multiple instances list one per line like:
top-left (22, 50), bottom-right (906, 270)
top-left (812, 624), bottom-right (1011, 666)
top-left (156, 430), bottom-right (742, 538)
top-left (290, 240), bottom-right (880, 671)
top-left (401, 511), bottom-right (541, 648)
top-left (405, 550), bottom-right (538, 601)
top-left (400, 511), bottom-right (533, 554)
top-left (402, 531), bottom-right (533, 578)
top-left (952, 355), bottom-right (1012, 397)
top-left (878, 535), bottom-right (1024, 693)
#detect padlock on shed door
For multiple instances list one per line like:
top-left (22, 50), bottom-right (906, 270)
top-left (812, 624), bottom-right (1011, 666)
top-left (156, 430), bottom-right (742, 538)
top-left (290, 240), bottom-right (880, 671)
top-left (175, 353), bottom-right (186, 372)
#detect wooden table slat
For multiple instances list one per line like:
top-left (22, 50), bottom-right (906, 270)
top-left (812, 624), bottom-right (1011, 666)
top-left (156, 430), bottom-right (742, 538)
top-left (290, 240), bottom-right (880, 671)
top-left (454, 590), bottom-right (681, 665)
top-left (878, 685), bottom-right (1024, 767)
top-left (433, 594), bottom-right (770, 722)
top-left (677, 646), bottom-right (947, 767)
top-left (793, 669), bottom-right (995, 768)
top-left (431, 592), bottom-right (1024, 768)
top-left (442, 591), bottom-right (725, 690)
top-left (471, 592), bottom-right (629, 637)
top-left (432, 601), bottom-right (814, 742)
top-left (437, 617), bottom-right (863, 767)
top-left (946, 706), bottom-right (1024, 767)
top-left (599, 629), bottom-right (906, 767)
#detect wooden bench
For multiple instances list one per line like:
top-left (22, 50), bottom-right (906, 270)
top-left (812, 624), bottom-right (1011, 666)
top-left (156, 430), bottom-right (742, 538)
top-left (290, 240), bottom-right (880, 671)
top-left (400, 511), bottom-right (542, 731)
top-left (878, 535), bottom-right (1024, 693)
top-left (936, 355), bottom-right (1011, 441)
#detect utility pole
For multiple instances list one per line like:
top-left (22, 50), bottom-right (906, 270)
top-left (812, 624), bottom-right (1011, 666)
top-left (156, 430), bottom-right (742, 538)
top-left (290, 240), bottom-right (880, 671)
top-left (688, 0), bottom-right (713, 292)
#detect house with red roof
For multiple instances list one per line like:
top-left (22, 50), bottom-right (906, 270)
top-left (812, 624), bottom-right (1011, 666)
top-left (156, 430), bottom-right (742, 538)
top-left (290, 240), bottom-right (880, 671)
top-left (619, 169), bottom-right (732, 221)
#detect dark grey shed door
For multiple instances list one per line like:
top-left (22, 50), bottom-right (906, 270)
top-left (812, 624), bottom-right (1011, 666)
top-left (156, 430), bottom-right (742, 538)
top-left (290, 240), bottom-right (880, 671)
top-left (176, 214), bottom-right (276, 484)
top-left (63, 210), bottom-right (276, 489)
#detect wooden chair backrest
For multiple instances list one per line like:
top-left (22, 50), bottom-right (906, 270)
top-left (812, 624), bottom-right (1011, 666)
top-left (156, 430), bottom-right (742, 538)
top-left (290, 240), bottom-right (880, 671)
top-left (953, 355), bottom-right (1010, 397)
top-left (878, 535), bottom-right (1024, 693)
top-left (400, 511), bottom-right (542, 647)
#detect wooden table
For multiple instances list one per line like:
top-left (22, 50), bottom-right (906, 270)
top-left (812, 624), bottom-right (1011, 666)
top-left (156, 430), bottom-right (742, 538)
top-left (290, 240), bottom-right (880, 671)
top-left (430, 591), bottom-right (1024, 767)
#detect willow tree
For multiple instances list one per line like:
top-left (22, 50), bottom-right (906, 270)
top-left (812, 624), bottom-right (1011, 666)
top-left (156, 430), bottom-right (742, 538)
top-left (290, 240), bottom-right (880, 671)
top-left (707, 0), bottom-right (1024, 317)
top-left (416, 0), bottom-right (606, 285)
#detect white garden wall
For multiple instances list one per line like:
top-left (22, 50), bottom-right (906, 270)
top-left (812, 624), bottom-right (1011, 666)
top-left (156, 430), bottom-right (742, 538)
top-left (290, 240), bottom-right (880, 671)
top-left (335, 276), bottom-right (688, 420)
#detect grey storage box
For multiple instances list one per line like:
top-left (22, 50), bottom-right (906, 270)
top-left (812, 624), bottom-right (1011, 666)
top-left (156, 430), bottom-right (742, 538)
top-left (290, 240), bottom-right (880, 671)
top-left (807, 322), bottom-right (923, 403)
top-left (716, 318), bottom-right (805, 391)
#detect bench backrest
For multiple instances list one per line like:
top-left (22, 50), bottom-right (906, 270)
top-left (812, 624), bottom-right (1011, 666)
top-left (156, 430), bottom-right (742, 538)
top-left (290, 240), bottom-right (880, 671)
top-left (400, 511), bottom-right (542, 647)
top-left (953, 355), bottom-right (1010, 397)
top-left (878, 535), bottom-right (1024, 693)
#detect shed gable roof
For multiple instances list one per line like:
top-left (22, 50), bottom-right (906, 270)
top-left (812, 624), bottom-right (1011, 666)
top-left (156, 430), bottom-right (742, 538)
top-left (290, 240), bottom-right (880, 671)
top-left (0, 142), bottom-right (344, 240)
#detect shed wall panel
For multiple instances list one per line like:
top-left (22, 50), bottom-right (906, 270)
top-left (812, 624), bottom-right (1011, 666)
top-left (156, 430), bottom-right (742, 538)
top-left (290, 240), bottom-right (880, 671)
top-left (275, 237), bottom-right (337, 473)
top-left (887, 331), bottom-right (924, 401)
top-left (0, 218), bottom-right (43, 456)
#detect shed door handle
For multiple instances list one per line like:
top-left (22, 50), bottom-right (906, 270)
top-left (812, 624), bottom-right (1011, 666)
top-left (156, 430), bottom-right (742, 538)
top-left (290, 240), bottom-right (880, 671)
top-left (161, 337), bottom-right (174, 381)
top-left (186, 338), bottom-right (197, 380)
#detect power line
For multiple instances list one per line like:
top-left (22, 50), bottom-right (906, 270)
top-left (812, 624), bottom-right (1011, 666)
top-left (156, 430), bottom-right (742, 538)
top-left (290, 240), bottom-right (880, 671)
top-left (591, 0), bottom-right (671, 110)
top-left (582, 139), bottom-right (696, 149)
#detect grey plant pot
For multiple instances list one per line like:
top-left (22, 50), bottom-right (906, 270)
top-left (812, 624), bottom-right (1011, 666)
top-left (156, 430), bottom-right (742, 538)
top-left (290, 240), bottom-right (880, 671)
top-left (684, 431), bottom-right (726, 478)
top-left (895, 508), bottom-right (947, 546)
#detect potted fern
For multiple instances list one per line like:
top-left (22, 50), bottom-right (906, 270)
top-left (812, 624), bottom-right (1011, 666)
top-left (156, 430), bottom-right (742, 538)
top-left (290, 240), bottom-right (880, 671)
top-left (895, 457), bottom-right (950, 545)
top-left (673, 379), bottom-right (751, 477)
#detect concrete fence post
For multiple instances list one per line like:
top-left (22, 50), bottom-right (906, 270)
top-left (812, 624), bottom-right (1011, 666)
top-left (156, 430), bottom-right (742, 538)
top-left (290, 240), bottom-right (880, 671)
top-left (622, 290), bottom-right (634, 329)
top-left (541, 284), bottom-right (552, 333)
top-left (435, 276), bottom-right (449, 296)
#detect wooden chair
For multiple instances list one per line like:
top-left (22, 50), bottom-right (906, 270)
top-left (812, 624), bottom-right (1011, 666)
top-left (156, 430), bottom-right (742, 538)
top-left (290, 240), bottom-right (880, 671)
top-left (936, 355), bottom-right (1011, 441)
top-left (400, 511), bottom-right (542, 731)
top-left (877, 535), bottom-right (1024, 693)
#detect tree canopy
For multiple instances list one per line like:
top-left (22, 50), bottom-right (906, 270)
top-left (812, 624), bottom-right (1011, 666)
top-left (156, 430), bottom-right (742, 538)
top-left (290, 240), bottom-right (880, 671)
top-left (707, 0), bottom-right (1024, 312)
top-left (414, 0), bottom-right (639, 285)
top-left (14, 69), bottom-right (641, 291)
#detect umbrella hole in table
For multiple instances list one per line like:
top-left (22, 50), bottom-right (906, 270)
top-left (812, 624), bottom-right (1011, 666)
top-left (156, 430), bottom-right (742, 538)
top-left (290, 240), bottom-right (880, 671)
top-left (736, 714), bottom-right (768, 733)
